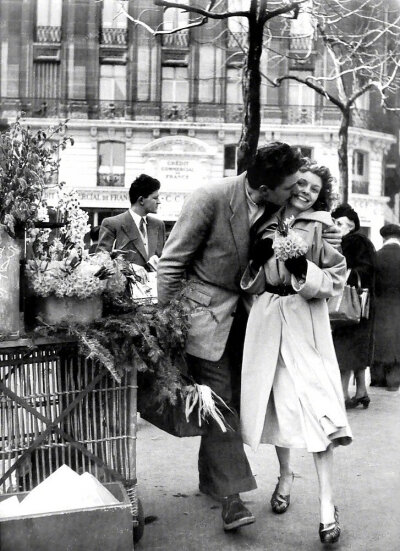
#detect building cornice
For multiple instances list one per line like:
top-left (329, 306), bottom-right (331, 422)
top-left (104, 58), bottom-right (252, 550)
top-left (21, 117), bottom-right (396, 145)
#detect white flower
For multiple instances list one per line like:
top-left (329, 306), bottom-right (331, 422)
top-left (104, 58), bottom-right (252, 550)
top-left (273, 228), bottom-right (308, 261)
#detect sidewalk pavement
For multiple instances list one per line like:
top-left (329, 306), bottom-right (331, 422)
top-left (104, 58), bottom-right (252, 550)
top-left (136, 386), bottom-right (400, 551)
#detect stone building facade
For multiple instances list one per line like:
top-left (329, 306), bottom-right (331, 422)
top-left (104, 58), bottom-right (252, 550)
top-left (0, 0), bottom-right (398, 246)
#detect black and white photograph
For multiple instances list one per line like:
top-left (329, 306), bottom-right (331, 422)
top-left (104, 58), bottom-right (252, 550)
top-left (0, 0), bottom-right (400, 549)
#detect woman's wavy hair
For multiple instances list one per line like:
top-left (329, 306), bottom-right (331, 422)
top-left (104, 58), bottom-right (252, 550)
top-left (298, 158), bottom-right (337, 212)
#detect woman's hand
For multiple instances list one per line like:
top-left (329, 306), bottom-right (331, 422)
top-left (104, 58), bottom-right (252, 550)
top-left (284, 255), bottom-right (308, 279)
top-left (322, 225), bottom-right (342, 249)
top-left (250, 237), bottom-right (274, 270)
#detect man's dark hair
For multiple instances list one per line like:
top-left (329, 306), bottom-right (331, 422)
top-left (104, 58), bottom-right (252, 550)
top-left (129, 174), bottom-right (160, 205)
top-left (247, 142), bottom-right (304, 190)
top-left (331, 203), bottom-right (360, 233)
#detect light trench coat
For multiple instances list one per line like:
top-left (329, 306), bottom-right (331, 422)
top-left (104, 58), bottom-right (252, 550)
top-left (240, 210), bottom-right (353, 452)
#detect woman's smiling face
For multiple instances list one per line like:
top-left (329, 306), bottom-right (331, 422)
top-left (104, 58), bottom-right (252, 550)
top-left (290, 171), bottom-right (322, 212)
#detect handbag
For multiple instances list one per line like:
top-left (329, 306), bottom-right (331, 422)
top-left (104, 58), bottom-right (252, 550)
top-left (328, 269), bottom-right (365, 327)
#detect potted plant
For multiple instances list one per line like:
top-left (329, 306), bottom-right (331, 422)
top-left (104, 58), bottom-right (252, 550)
top-left (25, 189), bottom-right (126, 325)
top-left (0, 118), bottom-right (73, 338)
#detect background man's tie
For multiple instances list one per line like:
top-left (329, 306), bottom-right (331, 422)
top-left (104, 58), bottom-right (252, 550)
top-left (139, 217), bottom-right (148, 254)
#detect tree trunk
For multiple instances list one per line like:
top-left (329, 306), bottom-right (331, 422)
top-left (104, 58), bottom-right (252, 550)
top-left (338, 110), bottom-right (350, 203)
top-left (236, 15), bottom-right (264, 174)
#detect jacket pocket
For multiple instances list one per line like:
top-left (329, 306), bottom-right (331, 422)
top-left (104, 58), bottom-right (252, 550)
top-left (184, 286), bottom-right (212, 306)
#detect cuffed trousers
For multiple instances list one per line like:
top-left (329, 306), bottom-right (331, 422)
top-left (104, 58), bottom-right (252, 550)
top-left (186, 304), bottom-right (256, 497)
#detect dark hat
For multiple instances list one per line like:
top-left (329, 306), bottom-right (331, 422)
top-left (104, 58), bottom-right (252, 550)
top-left (331, 203), bottom-right (360, 232)
top-left (380, 224), bottom-right (400, 239)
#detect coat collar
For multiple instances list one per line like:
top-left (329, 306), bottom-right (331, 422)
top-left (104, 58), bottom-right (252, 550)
top-left (120, 210), bottom-right (147, 260)
top-left (258, 207), bottom-right (333, 233)
top-left (229, 173), bottom-right (250, 273)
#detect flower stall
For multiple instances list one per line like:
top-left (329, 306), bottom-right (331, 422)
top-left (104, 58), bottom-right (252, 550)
top-left (25, 189), bottom-right (126, 325)
top-left (0, 119), bottom-right (72, 338)
top-left (0, 120), bottom-right (230, 547)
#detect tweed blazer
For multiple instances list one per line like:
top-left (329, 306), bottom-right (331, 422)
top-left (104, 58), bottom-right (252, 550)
top-left (157, 172), bottom-right (250, 361)
top-left (96, 210), bottom-right (166, 268)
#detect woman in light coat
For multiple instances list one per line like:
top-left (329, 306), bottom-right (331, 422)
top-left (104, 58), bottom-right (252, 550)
top-left (240, 161), bottom-right (352, 545)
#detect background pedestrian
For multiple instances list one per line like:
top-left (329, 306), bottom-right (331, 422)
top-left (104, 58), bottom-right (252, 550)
top-left (371, 224), bottom-right (400, 391)
top-left (331, 204), bottom-right (376, 409)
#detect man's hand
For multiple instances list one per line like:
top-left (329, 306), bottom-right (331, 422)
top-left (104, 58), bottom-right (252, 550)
top-left (250, 237), bottom-right (274, 270)
top-left (284, 255), bottom-right (307, 279)
top-left (322, 224), bottom-right (342, 249)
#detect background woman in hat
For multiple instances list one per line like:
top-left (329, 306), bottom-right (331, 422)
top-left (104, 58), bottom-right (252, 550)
top-left (331, 204), bottom-right (376, 409)
top-left (371, 224), bottom-right (400, 391)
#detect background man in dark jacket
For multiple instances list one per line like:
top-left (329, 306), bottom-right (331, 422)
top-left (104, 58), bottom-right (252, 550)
top-left (371, 223), bottom-right (400, 390)
top-left (97, 174), bottom-right (166, 271)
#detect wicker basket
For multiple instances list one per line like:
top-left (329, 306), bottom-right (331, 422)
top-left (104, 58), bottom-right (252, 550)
top-left (0, 338), bottom-right (141, 538)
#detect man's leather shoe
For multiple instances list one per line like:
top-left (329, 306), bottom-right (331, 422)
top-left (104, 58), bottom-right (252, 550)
top-left (222, 494), bottom-right (255, 531)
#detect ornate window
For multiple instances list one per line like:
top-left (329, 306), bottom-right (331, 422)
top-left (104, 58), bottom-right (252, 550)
top-left (226, 67), bottom-right (242, 104)
top-left (161, 66), bottom-right (189, 103)
top-left (224, 144), bottom-right (238, 176)
top-left (36, 0), bottom-right (62, 27)
top-left (97, 141), bottom-right (125, 187)
top-left (99, 64), bottom-right (127, 101)
top-left (352, 150), bottom-right (369, 194)
top-left (100, 0), bottom-right (128, 45)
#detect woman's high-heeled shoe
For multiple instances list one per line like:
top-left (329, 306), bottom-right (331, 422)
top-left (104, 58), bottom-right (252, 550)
top-left (356, 395), bottom-right (370, 409)
top-left (319, 506), bottom-right (340, 544)
top-left (345, 394), bottom-right (370, 409)
top-left (270, 472), bottom-right (294, 514)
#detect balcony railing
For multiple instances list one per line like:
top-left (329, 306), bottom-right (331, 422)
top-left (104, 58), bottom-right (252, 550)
top-left (35, 26), bottom-right (62, 43)
top-left (161, 30), bottom-right (189, 48)
top-left (97, 173), bottom-right (125, 187)
top-left (289, 35), bottom-right (314, 51)
top-left (0, 98), bottom-right (394, 133)
top-left (100, 27), bottom-right (128, 46)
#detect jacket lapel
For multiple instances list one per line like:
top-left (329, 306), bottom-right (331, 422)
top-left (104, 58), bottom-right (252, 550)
top-left (121, 211), bottom-right (147, 261)
top-left (229, 173), bottom-right (250, 274)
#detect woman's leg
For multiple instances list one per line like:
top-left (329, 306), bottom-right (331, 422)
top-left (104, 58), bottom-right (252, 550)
top-left (354, 369), bottom-right (368, 398)
top-left (341, 371), bottom-right (352, 401)
top-left (275, 446), bottom-right (293, 494)
top-left (313, 445), bottom-right (336, 524)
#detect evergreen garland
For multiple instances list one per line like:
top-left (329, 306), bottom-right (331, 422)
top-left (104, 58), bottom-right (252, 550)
top-left (36, 287), bottom-right (192, 406)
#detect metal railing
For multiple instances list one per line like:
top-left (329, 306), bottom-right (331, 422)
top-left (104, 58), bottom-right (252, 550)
top-left (161, 30), bottom-right (189, 48)
top-left (35, 26), bottom-right (62, 43)
top-left (289, 35), bottom-right (314, 51)
top-left (0, 98), bottom-right (394, 133)
top-left (100, 27), bottom-right (128, 46)
top-left (97, 173), bottom-right (125, 187)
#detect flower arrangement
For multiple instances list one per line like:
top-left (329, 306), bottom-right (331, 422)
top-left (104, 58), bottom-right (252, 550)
top-left (25, 190), bottom-right (126, 300)
top-left (0, 118), bottom-right (73, 237)
top-left (273, 216), bottom-right (309, 261)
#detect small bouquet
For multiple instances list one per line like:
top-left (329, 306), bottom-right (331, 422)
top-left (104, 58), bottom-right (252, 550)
top-left (272, 216), bottom-right (308, 261)
top-left (25, 190), bottom-right (126, 300)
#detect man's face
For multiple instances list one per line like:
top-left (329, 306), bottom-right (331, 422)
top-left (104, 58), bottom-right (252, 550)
top-left (142, 190), bottom-right (161, 214)
top-left (255, 171), bottom-right (301, 206)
